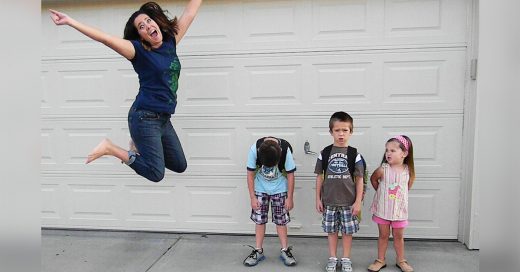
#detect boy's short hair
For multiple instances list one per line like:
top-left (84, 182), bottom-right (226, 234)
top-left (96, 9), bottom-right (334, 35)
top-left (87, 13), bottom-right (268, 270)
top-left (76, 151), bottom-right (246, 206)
top-left (329, 111), bottom-right (354, 132)
top-left (258, 140), bottom-right (282, 167)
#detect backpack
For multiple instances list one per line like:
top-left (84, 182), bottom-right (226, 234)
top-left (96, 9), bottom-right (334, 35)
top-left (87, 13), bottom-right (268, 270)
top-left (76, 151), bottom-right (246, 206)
top-left (255, 137), bottom-right (293, 172)
top-left (320, 144), bottom-right (368, 194)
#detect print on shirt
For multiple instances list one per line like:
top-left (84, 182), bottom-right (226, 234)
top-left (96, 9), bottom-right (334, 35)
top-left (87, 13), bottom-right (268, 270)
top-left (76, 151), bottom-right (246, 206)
top-left (166, 50), bottom-right (181, 104)
top-left (327, 152), bottom-right (350, 179)
top-left (388, 183), bottom-right (401, 200)
top-left (259, 165), bottom-right (280, 182)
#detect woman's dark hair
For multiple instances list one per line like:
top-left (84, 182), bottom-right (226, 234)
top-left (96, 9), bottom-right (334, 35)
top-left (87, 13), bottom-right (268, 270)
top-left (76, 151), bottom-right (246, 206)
top-left (258, 140), bottom-right (282, 168)
top-left (123, 2), bottom-right (178, 49)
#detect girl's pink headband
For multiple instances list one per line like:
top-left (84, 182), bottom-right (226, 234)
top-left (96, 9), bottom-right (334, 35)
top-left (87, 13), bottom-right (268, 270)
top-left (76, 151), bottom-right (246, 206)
top-left (393, 135), bottom-right (409, 151)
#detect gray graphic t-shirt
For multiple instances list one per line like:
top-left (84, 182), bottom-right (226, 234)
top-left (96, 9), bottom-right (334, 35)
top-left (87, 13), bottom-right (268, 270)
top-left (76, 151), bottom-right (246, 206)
top-left (314, 146), bottom-right (364, 207)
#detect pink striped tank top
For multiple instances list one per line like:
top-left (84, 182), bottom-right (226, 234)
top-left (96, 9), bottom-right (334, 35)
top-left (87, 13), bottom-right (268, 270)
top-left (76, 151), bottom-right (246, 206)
top-left (370, 163), bottom-right (409, 221)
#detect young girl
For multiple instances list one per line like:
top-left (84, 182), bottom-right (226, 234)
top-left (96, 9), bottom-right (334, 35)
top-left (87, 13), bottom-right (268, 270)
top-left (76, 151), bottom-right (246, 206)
top-left (49, 1), bottom-right (202, 182)
top-left (367, 135), bottom-right (415, 272)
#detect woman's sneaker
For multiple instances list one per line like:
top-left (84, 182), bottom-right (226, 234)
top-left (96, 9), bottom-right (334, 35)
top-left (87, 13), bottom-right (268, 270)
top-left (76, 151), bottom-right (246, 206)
top-left (325, 257), bottom-right (338, 272)
top-left (341, 257), bottom-right (353, 272)
top-left (280, 246), bottom-right (296, 266)
top-left (243, 246), bottom-right (265, 266)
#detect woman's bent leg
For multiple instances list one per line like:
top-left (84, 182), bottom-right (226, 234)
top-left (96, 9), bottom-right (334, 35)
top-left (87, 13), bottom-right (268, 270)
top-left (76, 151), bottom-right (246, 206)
top-left (162, 120), bottom-right (187, 173)
top-left (128, 109), bottom-right (166, 182)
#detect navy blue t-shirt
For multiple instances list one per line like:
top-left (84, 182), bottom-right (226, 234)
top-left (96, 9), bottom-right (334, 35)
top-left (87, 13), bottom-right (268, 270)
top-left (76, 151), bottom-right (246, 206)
top-left (130, 38), bottom-right (181, 114)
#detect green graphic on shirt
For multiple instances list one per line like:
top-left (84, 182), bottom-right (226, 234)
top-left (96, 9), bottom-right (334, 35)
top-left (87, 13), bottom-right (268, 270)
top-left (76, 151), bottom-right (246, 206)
top-left (168, 57), bottom-right (181, 100)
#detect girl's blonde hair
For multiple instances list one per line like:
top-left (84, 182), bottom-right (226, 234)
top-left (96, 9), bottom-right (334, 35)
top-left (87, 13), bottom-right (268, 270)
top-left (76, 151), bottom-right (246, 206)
top-left (381, 135), bottom-right (416, 186)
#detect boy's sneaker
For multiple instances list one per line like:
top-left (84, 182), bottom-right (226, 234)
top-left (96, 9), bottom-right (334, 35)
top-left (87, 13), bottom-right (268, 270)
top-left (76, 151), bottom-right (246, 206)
top-left (341, 257), bottom-right (353, 272)
top-left (280, 246), bottom-right (296, 266)
top-left (325, 257), bottom-right (338, 272)
top-left (243, 246), bottom-right (265, 266)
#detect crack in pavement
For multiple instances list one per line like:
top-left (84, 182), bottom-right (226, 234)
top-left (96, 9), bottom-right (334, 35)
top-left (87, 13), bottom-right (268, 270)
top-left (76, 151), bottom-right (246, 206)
top-left (144, 236), bottom-right (182, 272)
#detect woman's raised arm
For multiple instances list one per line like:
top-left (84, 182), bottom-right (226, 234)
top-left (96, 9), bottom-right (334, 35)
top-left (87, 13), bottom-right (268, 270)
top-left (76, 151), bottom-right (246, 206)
top-left (49, 9), bottom-right (135, 60)
top-left (174, 0), bottom-right (202, 44)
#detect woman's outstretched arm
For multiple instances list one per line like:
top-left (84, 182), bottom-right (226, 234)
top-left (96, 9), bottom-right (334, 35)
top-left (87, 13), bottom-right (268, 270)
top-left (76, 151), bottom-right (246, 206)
top-left (49, 9), bottom-right (135, 60)
top-left (174, 0), bottom-right (202, 44)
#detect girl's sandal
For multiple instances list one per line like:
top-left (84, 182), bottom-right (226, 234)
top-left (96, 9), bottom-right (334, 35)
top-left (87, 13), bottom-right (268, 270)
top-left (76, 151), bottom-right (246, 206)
top-left (396, 259), bottom-right (414, 272)
top-left (368, 259), bottom-right (386, 272)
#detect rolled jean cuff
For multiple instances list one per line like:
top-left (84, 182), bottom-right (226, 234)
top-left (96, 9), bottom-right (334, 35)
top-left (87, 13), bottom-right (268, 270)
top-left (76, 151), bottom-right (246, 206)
top-left (125, 151), bottom-right (137, 165)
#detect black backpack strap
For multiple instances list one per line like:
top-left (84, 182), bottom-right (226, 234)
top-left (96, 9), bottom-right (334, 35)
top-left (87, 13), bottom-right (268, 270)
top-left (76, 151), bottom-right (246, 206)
top-left (346, 146), bottom-right (357, 180)
top-left (321, 144), bottom-right (333, 174)
top-left (278, 138), bottom-right (294, 172)
top-left (255, 137), bottom-right (267, 167)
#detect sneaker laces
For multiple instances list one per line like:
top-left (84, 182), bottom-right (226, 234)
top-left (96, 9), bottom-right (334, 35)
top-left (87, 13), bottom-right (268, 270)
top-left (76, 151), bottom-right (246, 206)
top-left (327, 257), bottom-right (338, 268)
top-left (244, 245), bottom-right (261, 262)
top-left (282, 246), bottom-right (294, 258)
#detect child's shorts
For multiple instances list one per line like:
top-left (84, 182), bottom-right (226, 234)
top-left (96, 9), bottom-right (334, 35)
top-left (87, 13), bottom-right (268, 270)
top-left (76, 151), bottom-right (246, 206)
top-left (250, 192), bottom-right (290, 226)
top-left (322, 205), bottom-right (359, 234)
top-left (372, 215), bottom-right (408, 228)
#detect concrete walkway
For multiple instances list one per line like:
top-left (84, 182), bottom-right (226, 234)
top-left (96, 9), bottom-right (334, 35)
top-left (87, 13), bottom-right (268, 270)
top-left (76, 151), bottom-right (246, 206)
top-left (42, 229), bottom-right (478, 272)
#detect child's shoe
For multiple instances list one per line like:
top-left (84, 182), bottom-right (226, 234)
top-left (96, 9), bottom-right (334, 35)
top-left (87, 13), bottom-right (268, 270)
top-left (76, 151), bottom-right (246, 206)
top-left (396, 259), bottom-right (414, 272)
top-left (280, 246), bottom-right (296, 266)
top-left (368, 259), bottom-right (386, 272)
top-left (340, 257), bottom-right (352, 272)
top-left (325, 257), bottom-right (338, 272)
top-left (243, 246), bottom-right (265, 266)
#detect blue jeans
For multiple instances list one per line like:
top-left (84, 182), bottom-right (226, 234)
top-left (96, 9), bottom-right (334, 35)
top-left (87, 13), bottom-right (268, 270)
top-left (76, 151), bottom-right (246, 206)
top-left (127, 105), bottom-right (187, 182)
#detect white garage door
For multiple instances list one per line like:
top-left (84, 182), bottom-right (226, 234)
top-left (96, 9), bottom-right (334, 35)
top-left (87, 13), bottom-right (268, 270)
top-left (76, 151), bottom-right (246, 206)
top-left (41, 0), bottom-right (470, 239)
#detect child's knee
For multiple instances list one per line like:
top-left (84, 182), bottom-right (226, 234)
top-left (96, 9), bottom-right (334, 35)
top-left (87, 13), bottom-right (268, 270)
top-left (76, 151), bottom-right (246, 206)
top-left (392, 230), bottom-right (404, 240)
top-left (379, 232), bottom-right (390, 240)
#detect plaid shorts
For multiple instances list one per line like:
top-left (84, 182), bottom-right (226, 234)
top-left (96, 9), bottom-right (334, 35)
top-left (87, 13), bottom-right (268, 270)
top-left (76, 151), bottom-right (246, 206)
top-left (322, 205), bottom-right (359, 234)
top-left (250, 192), bottom-right (290, 226)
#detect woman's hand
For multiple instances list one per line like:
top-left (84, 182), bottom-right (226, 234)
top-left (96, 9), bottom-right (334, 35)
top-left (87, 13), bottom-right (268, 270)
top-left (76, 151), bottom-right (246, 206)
top-left (49, 9), bottom-right (72, 26)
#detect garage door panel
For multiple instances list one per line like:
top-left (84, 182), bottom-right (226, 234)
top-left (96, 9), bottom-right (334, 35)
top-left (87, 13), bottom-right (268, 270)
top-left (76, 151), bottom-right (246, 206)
top-left (312, 0), bottom-right (370, 37)
top-left (67, 183), bottom-right (121, 227)
top-left (313, 62), bottom-right (373, 104)
top-left (183, 127), bottom-right (239, 169)
top-left (41, 116), bottom-right (462, 178)
top-left (405, 179), bottom-right (460, 238)
top-left (245, 64), bottom-right (304, 105)
top-left (178, 116), bottom-right (462, 177)
top-left (42, 2), bottom-right (136, 58)
top-left (41, 60), bottom-right (137, 116)
top-left (378, 117), bottom-right (462, 177)
top-left (384, 0), bottom-right (466, 40)
top-left (41, 0), bottom-right (470, 238)
top-left (43, 0), bottom-right (467, 58)
top-left (42, 183), bottom-right (65, 225)
top-left (361, 178), bottom-right (460, 238)
top-left (381, 51), bottom-right (465, 108)
top-left (40, 119), bottom-right (134, 173)
top-left (179, 50), bottom-right (465, 114)
top-left (42, 50), bottom-right (464, 115)
top-left (182, 66), bottom-right (236, 108)
top-left (124, 184), bottom-right (178, 226)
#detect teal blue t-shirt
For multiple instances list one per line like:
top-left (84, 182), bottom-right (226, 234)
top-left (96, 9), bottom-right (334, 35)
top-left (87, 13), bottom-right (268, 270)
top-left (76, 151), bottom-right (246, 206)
top-left (130, 38), bottom-right (180, 114)
top-left (246, 143), bottom-right (296, 195)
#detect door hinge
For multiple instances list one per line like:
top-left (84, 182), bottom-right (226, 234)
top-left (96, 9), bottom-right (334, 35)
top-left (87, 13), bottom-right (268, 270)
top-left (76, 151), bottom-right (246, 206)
top-left (470, 59), bottom-right (478, 80)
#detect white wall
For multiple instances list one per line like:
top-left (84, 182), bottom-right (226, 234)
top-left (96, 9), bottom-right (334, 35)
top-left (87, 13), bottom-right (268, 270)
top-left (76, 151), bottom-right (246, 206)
top-left (473, 0), bottom-right (520, 254)
top-left (0, 2), bottom-right (41, 271)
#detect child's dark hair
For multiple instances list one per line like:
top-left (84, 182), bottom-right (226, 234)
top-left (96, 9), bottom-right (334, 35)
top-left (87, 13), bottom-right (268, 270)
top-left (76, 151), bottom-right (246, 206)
top-left (329, 111), bottom-right (354, 132)
top-left (123, 2), bottom-right (179, 50)
top-left (381, 135), bottom-right (416, 186)
top-left (258, 140), bottom-right (282, 167)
